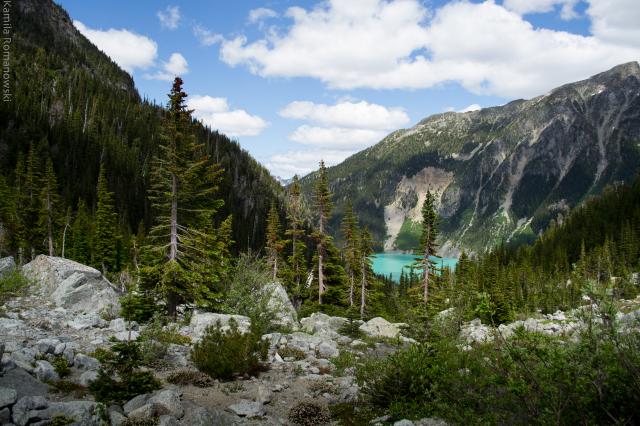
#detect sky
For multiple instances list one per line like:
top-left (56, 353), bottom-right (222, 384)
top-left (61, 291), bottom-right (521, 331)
top-left (56, 0), bottom-right (640, 179)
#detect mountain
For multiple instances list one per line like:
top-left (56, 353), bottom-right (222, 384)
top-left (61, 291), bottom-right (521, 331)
top-left (301, 62), bottom-right (640, 255)
top-left (0, 0), bottom-right (285, 254)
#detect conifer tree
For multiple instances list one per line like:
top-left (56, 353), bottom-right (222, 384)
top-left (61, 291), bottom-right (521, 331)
top-left (20, 144), bottom-right (41, 258)
top-left (265, 201), bottom-right (285, 281)
top-left (0, 175), bottom-right (14, 256)
top-left (285, 175), bottom-right (306, 302)
top-left (145, 77), bottom-right (229, 317)
top-left (417, 191), bottom-right (439, 304)
top-left (38, 157), bottom-right (62, 256)
top-left (71, 200), bottom-right (93, 265)
top-left (359, 227), bottom-right (375, 319)
top-left (94, 164), bottom-right (119, 272)
top-left (314, 160), bottom-right (333, 304)
top-left (341, 202), bottom-right (359, 306)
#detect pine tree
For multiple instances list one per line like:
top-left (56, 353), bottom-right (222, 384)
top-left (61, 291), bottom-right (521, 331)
top-left (0, 175), bottom-right (14, 256)
top-left (359, 227), bottom-right (375, 319)
top-left (284, 175), bottom-right (306, 304)
top-left (145, 77), bottom-right (229, 317)
top-left (265, 201), bottom-right (285, 281)
top-left (341, 202), bottom-right (359, 306)
top-left (21, 144), bottom-right (41, 258)
top-left (71, 200), bottom-right (93, 265)
top-left (417, 191), bottom-right (439, 304)
top-left (94, 164), bottom-right (119, 272)
top-left (314, 160), bottom-right (333, 304)
top-left (38, 157), bottom-right (62, 256)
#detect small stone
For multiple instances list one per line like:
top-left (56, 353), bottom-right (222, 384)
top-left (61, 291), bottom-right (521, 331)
top-left (74, 353), bottom-right (100, 371)
top-left (34, 360), bottom-right (59, 382)
top-left (227, 399), bottom-right (265, 418)
top-left (148, 389), bottom-right (184, 418)
top-left (255, 385), bottom-right (272, 404)
top-left (124, 393), bottom-right (150, 415)
top-left (79, 370), bottom-right (99, 387)
top-left (0, 387), bottom-right (17, 408)
top-left (12, 395), bottom-right (48, 425)
top-left (394, 420), bottom-right (415, 426)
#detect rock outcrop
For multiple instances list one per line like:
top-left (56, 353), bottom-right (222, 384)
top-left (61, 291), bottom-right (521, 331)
top-left (22, 255), bottom-right (120, 315)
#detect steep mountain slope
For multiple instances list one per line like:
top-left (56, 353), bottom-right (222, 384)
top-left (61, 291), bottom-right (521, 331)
top-left (301, 62), bottom-right (640, 255)
top-left (0, 0), bottom-right (284, 253)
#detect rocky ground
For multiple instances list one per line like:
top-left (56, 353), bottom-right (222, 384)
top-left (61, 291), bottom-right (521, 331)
top-left (0, 255), bottom-right (425, 426)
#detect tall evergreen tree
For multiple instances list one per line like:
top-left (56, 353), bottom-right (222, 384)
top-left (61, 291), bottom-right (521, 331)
top-left (341, 202), bottom-right (359, 306)
top-left (94, 163), bottom-right (119, 273)
top-left (265, 201), bottom-right (285, 281)
top-left (417, 191), bottom-right (439, 304)
top-left (20, 144), bottom-right (41, 258)
top-left (38, 157), bottom-right (62, 256)
top-left (0, 175), bottom-right (14, 256)
top-left (359, 227), bottom-right (375, 319)
top-left (145, 77), bottom-right (229, 317)
top-left (314, 160), bottom-right (333, 304)
top-left (71, 200), bottom-right (93, 265)
top-left (285, 175), bottom-right (306, 304)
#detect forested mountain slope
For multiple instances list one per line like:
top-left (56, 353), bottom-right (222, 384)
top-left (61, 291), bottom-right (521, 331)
top-left (301, 62), bottom-right (640, 255)
top-left (0, 0), bottom-right (285, 256)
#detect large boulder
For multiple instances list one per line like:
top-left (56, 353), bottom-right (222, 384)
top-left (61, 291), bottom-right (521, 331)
top-left (186, 312), bottom-right (251, 341)
top-left (0, 256), bottom-right (15, 277)
top-left (264, 282), bottom-right (299, 329)
top-left (300, 312), bottom-right (349, 336)
top-left (22, 255), bottom-right (120, 314)
top-left (359, 317), bottom-right (407, 339)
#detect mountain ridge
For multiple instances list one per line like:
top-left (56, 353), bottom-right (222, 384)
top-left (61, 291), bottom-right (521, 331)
top-left (300, 61), bottom-right (640, 255)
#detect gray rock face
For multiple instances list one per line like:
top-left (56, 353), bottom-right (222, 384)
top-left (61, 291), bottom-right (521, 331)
top-left (187, 312), bottom-right (251, 341)
top-left (74, 353), bottom-right (100, 371)
top-left (78, 370), bottom-right (98, 387)
top-left (0, 256), bottom-right (16, 277)
top-left (264, 281), bottom-right (299, 329)
top-left (12, 395), bottom-right (48, 425)
top-left (123, 394), bottom-right (150, 415)
top-left (22, 255), bottom-right (120, 314)
top-left (0, 368), bottom-right (49, 399)
top-left (0, 387), bottom-right (17, 408)
top-left (300, 312), bottom-right (349, 335)
top-left (359, 317), bottom-right (406, 339)
top-left (182, 400), bottom-right (237, 426)
top-left (227, 399), bottom-right (265, 418)
top-left (148, 389), bottom-right (184, 419)
top-left (34, 360), bottom-right (59, 382)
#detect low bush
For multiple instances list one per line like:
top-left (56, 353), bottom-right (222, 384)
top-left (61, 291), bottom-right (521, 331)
top-left (288, 400), bottom-right (331, 426)
top-left (191, 318), bottom-right (268, 380)
top-left (138, 314), bottom-right (190, 366)
top-left (277, 346), bottom-right (306, 361)
top-left (0, 269), bottom-right (30, 303)
top-left (88, 340), bottom-right (160, 404)
top-left (52, 356), bottom-right (70, 378)
top-left (49, 380), bottom-right (87, 397)
top-left (120, 292), bottom-right (158, 323)
top-left (166, 369), bottom-right (214, 387)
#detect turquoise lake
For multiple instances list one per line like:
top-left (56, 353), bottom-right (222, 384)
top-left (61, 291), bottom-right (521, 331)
top-left (371, 252), bottom-right (458, 282)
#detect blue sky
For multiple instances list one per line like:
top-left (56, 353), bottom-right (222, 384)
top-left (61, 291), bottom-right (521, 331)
top-left (57, 0), bottom-right (639, 178)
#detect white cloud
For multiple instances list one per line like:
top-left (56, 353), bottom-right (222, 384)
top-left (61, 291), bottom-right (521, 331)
top-left (459, 104), bottom-right (481, 113)
top-left (587, 0), bottom-right (640, 48)
top-left (144, 52), bottom-right (188, 81)
top-left (74, 21), bottom-right (157, 72)
top-left (280, 100), bottom-right (409, 130)
top-left (187, 95), bottom-right (269, 137)
top-left (193, 24), bottom-right (223, 46)
top-left (248, 8), bottom-right (278, 24)
top-left (157, 5), bottom-right (181, 30)
top-left (218, 0), bottom-right (640, 98)
top-left (289, 125), bottom-right (386, 150)
top-left (266, 149), bottom-right (355, 177)
top-left (280, 100), bottom-right (409, 151)
top-left (503, 0), bottom-right (579, 20)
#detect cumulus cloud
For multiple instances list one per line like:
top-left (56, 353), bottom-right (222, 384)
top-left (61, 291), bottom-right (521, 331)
top-left (74, 21), bottom-right (157, 72)
top-left (187, 95), bottom-right (269, 137)
top-left (144, 53), bottom-right (188, 81)
top-left (289, 126), bottom-right (386, 150)
top-left (193, 24), bottom-right (223, 46)
top-left (266, 149), bottom-right (355, 177)
top-left (157, 5), bottom-right (181, 30)
top-left (459, 104), bottom-right (481, 113)
top-left (218, 0), bottom-right (640, 98)
top-left (503, 0), bottom-right (579, 20)
top-left (280, 100), bottom-right (409, 130)
top-left (248, 8), bottom-right (278, 24)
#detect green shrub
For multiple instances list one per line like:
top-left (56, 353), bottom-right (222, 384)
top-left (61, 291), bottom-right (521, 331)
top-left (288, 400), bottom-right (331, 426)
top-left (52, 356), bottom-right (70, 378)
top-left (48, 415), bottom-right (75, 426)
top-left (121, 418), bottom-right (159, 426)
top-left (88, 340), bottom-right (160, 404)
top-left (138, 314), bottom-right (191, 366)
top-left (166, 369), bottom-right (214, 387)
top-left (277, 346), bottom-right (306, 361)
top-left (191, 319), bottom-right (268, 380)
top-left (120, 292), bottom-right (158, 323)
top-left (0, 269), bottom-right (30, 303)
top-left (49, 380), bottom-right (87, 397)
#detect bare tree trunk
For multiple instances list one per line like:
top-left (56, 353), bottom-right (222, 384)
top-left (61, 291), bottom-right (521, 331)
top-left (349, 270), bottom-right (354, 306)
top-left (423, 226), bottom-right (431, 304)
top-left (360, 256), bottom-right (366, 319)
top-left (168, 173), bottom-right (179, 318)
top-left (61, 214), bottom-right (70, 258)
top-left (318, 214), bottom-right (325, 304)
top-left (46, 193), bottom-right (54, 256)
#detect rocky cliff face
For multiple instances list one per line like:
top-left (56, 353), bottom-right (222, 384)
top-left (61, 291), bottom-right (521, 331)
top-left (302, 62), bottom-right (640, 255)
